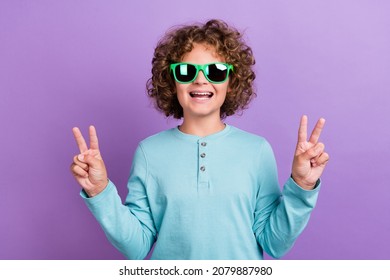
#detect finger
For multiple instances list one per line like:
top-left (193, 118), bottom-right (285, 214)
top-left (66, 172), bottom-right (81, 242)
top-left (83, 153), bottom-right (102, 169)
top-left (73, 155), bottom-right (89, 171)
top-left (309, 118), bottom-right (326, 144)
top-left (302, 142), bottom-right (325, 161)
top-left (311, 152), bottom-right (330, 167)
top-left (297, 115), bottom-right (308, 143)
top-left (310, 142), bottom-right (325, 161)
top-left (72, 127), bottom-right (88, 153)
top-left (89, 125), bottom-right (99, 151)
top-left (70, 163), bottom-right (88, 178)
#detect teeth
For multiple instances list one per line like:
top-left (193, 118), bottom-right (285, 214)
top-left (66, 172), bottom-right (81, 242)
top-left (190, 92), bottom-right (213, 98)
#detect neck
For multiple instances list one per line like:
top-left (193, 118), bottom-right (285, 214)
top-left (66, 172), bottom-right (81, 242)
top-left (179, 116), bottom-right (225, 137)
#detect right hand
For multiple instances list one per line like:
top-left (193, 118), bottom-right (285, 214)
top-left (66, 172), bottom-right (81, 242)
top-left (70, 125), bottom-right (108, 197)
top-left (291, 115), bottom-right (329, 190)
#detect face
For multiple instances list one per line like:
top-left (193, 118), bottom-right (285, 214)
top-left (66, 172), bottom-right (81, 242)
top-left (175, 43), bottom-right (229, 121)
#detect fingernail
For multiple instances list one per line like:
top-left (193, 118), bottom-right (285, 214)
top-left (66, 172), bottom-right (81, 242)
top-left (78, 154), bottom-right (84, 161)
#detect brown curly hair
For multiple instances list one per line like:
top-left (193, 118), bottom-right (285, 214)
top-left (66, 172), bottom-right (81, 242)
top-left (146, 19), bottom-right (256, 119)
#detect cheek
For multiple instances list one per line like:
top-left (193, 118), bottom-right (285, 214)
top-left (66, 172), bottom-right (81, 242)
top-left (175, 84), bottom-right (187, 104)
top-left (175, 82), bottom-right (186, 94)
top-left (217, 84), bottom-right (229, 98)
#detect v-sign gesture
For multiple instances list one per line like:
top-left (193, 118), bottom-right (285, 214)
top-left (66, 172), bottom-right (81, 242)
top-left (292, 115), bottom-right (330, 190)
top-left (70, 125), bottom-right (108, 197)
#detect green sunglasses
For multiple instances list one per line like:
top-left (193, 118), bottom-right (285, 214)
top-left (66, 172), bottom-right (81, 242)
top-left (170, 62), bottom-right (234, 84)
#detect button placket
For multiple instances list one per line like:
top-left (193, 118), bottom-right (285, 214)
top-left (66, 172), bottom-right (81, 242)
top-left (198, 140), bottom-right (209, 187)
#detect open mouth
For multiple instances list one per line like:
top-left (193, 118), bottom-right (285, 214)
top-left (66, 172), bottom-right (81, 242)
top-left (189, 92), bottom-right (214, 99)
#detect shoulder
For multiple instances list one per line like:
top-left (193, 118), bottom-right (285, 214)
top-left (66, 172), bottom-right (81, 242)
top-left (225, 126), bottom-right (276, 159)
top-left (130, 128), bottom-right (178, 163)
top-left (137, 128), bottom-right (177, 150)
top-left (224, 126), bottom-right (277, 169)
top-left (228, 125), bottom-right (271, 149)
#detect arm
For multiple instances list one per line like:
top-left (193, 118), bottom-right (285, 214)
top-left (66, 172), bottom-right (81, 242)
top-left (81, 150), bottom-right (156, 259)
top-left (71, 126), bottom-right (156, 259)
top-left (253, 116), bottom-right (329, 258)
top-left (82, 145), bottom-right (156, 259)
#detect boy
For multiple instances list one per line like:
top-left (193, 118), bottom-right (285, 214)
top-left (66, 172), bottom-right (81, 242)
top-left (70, 19), bottom-right (329, 259)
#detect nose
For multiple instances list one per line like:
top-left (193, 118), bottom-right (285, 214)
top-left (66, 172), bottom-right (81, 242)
top-left (193, 70), bottom-right (208, 84)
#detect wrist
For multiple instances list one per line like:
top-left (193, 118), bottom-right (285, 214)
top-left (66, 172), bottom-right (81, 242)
top-left (291, 175), bottom-right (316, 190)
top-left (85, 178), bottom-right (109, 197)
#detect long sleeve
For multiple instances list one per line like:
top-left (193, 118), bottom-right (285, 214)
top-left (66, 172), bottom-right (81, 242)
top-left (80, 125), bottom-right (320, 259)
top-left (81, 145), bottom-right (156, 259)
top-left (252, 139), bottom-right (320, 258)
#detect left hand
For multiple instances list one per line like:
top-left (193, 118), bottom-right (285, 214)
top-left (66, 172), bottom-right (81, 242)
top-left (292, 115), bottom-right (330, 190)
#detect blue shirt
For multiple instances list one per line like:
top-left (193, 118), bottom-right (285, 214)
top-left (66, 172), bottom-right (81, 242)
top-left (81, 125), bottom-right (320, 259)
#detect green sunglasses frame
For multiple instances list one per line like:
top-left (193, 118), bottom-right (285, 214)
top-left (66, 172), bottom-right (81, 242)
top-left (170, 62), bottom-right (234, 84)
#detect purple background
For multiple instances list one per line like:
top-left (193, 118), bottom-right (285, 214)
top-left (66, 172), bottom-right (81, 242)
top-left (1, 0), bottom-right (389, 260)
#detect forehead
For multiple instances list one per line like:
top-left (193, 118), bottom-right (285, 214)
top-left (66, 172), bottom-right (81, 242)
top-left (181, 43), bottom-right (225, 63)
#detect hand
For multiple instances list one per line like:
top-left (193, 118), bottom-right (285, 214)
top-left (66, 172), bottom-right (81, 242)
top-left (292, 115), bottom-right (330, 190)
top-left (70, 125), bottom-right (108, 197)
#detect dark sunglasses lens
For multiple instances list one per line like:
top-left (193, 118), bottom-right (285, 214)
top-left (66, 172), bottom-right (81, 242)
top-left (174, 64), bottom-right (197, 82)
top-left (207, 64), bottom-right (228, 82)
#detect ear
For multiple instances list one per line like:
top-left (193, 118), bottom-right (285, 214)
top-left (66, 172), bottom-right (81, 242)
top-left (227, 73), bottom-right (234, 93)
top-left (227, 82), bottom-right (232, 94)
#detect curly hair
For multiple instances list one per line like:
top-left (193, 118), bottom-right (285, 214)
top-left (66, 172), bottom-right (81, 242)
top-left (146, 19), bottom-right (256, 119)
